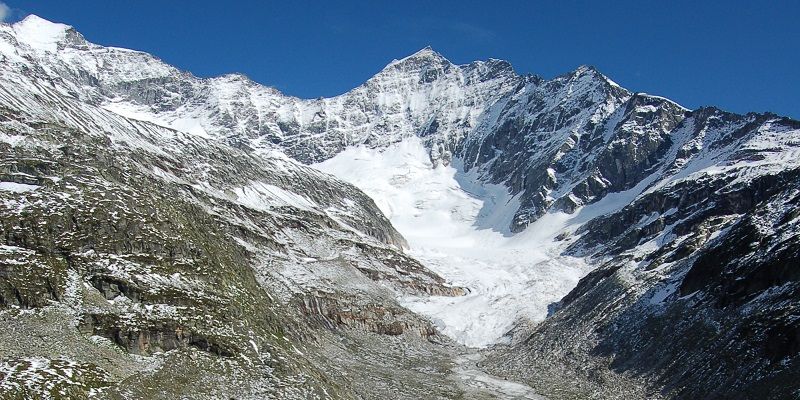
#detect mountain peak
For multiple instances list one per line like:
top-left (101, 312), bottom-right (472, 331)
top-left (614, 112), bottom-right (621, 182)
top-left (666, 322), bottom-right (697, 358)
top-left (14, 14), bottom-right (70, 32)
top-left (390, 46), bottom-right (451, 66)
top-left (376, 46), bottom-right (453, 81)
top-left (572, 64), bottom-right (602, 78)
top-left (17, 14), bottom-right (56, 24)
top-left (559, 64), bottom-right (628, 96)
top-left (12, 14), bottom-right (73, 52)
top-left (412, 45), bottom-right (436, 55)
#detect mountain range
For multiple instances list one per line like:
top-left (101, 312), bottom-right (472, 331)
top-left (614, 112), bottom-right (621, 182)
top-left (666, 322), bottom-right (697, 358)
top-left (1, 15), bottom-right (798, 399)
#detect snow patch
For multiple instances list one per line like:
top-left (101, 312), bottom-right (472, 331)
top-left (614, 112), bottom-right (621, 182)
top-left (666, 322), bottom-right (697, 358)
top-left (649, 281), bottom-right (679, 305)
top-left (0, 181), bottom-right (39, 192)
top-left (234, 181), bottom-right (317, 212)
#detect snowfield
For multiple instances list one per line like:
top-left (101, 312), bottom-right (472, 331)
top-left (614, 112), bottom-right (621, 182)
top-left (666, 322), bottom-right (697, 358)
top-left (315, 137), bottom-right (595, 348)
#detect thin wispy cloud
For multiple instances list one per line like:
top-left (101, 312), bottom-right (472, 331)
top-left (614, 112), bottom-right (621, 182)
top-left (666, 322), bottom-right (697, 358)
top-left (396, 16), bottom-right (497, 44)
top-left (0, 2), bottom-right (11, 22)
top-left (444, 21), bottom-right (496, 42)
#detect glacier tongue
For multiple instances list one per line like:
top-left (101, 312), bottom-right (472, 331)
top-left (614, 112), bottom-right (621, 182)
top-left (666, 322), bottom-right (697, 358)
top-left (314, 136), bottom-right (593, 347)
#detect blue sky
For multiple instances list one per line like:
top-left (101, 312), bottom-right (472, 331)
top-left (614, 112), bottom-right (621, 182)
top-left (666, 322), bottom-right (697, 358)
top-left (2, 1), bottom-right (797, 118)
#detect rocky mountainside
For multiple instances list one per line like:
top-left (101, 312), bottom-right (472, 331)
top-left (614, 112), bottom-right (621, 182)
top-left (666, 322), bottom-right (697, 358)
top-left (483, 109), bottom-right (800, 399)
top-left (1, 14), bottom-right (799, 400)
top-left (0, 16), bottom-right (475, 400)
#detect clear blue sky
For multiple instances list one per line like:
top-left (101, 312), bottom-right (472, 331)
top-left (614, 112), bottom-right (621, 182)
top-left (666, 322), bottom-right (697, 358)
top-left (2, 1), bottom-right (798, 118)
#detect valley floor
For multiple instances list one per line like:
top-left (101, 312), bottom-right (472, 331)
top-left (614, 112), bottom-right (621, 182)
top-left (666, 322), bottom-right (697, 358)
top-left (455, 353), bottom-right (545, 399)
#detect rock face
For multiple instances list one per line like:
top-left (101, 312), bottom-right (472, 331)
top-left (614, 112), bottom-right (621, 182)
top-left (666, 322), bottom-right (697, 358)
top-left (484, 111), bottom-right (800, 399)
top-left (1, 13), bottom-right (800, 400)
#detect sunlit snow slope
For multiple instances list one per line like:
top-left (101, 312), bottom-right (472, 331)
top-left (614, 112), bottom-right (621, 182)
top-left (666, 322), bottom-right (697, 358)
top-left (315, 137), bottom-right (596, 347)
